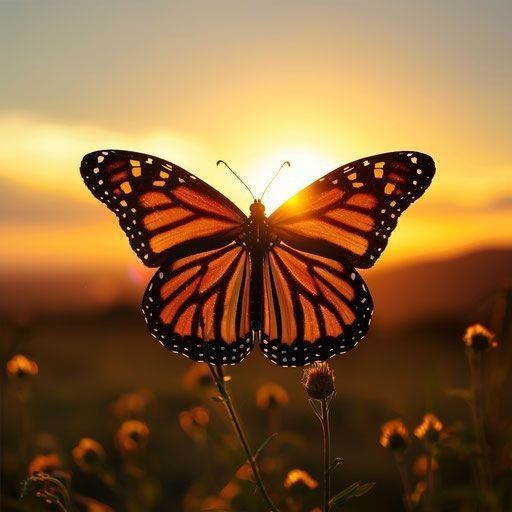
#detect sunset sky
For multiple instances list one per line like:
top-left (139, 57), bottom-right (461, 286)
top-left (1, 0), bottom-right (511, 277)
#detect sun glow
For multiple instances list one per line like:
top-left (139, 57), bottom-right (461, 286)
top-left (245, 146), bottom-right (339, 214)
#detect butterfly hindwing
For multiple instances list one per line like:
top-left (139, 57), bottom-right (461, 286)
top-left (143, 242), bottom-right (253, 365)
top-left (80, 150), bottom-right (247, 267)
top-left (269, 151), bottom-right (435, 268)
top-left (260, 242), bottom-right (373, 366)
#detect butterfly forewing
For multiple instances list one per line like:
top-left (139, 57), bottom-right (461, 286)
top-left (80, 150), bottom-right (247, 267)
top-left (268, 151), bottom-right (435, 268)
top-left (260, 242), bottom-right (373, 366)
top-left (143, 242), bottom-right (253, 365)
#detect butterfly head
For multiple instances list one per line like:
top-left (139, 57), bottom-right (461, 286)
top-left (250, 199), bottom-right (266, 219)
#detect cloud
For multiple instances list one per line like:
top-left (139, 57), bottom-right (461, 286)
top-left (0, 177), bottom-right (105, 225)
top-left (414, 196), bottom-right (512, 215)
top-left (0, 112), bottom-right (208, 200)
top-left (487, 196), bottom-right (512, 211)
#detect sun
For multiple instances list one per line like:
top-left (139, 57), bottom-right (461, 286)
top-left (245, 146), bottom-right (338, 214)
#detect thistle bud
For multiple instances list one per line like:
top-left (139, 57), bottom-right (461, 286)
top-left (72, 438), bottom-right (106, 472)
top-left (284, 469), bottom-right (318, 493)
top-left (302, 362), bottom-right (335, 400)
top-left (256, 383), bottom-right (289, 410)
top-left (379, 419), bottom-right (409, 451)
top-left (414, 413), bottom-right (443, 443)
top-left (463, 324), bottom-right (497, 352)
top-left (115, 420), bottom-right (149, 454)
top-left (183, 362), bottom-right (214, 391)
top-left (6, 354), bottom-right (38, 380)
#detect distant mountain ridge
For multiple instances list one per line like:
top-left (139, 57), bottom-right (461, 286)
top-left (1, 247), bottom-right (510, 327)
top-left (364, 247), bottom-right (511, 328)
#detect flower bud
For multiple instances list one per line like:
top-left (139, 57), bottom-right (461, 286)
top-left (183, 363), bottom-right (214, 391)
top-left (414, 413), bottom-right (443, 443)
top-left (256, 383), bottom-right (289, 410)
top-left (302, 362), bottom-right (335, 400)
top-left (463, 324), bottom-right (497, 351)
top-left (284, 469), bottom-right (318, 493)
top-left (72, 438), bottom-right (106, 472)
top-left (379, 419), bottom-right (409, 451)
top-left (6, 354), bottom-right (38, 380)
top-left (115, 420), bottom-right (149, 454)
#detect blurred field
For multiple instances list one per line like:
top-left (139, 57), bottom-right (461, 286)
top-left (1, 248), bottom-right (511, 511)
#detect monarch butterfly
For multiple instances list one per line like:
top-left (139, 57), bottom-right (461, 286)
top-left (81, 149), bottom-right (435, 366)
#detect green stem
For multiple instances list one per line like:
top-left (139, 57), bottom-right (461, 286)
top-left (320, 399), bottom-right (331, 512)
top-left (208, 364), bottom-right (280, 512)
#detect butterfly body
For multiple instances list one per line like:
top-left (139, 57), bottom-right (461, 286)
top-left (243, 199), bottom-right (276, 330)
top-left (81, 149), bottom-right (435, 367)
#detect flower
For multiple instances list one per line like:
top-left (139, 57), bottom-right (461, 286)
top-left (256, 383), bottom-right (289, 410)
top-left (284, 469), bottom-right (318, 492)
top-left (414, 413), bottom-right (443, 443)
top-left (379, 419), bottom-right (409, 451)
top-left (183, 363), bottom-right (214, 391)
top-left (413, 455), bottom-right (439, 477)
top-left (6, 354), bottom-right (38, 380)
top-left (178, 407), bottom-right (209, 443)
top-left (115, 420), bottom-right (149, 454)
top-left (302, 362), bottom-right (335, 400)
top-left (112, 389), bottom-right (154, 419)
top-left (463, 324), bottom-right (497, 351)
top-left (72, 438), bottom-right (106, 472)
top-left (28, 454), bottom-right (61, 475)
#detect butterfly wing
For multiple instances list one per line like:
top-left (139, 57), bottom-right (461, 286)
top-left (143, 242), bottom-right (253, 365)
top-left (80, 150), bottom-right (247, 266)
top-left (268, 151), bottom-right (435, 268)
top-left (260, 242), bottom-right (372, 366)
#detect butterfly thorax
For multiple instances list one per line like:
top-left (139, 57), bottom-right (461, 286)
top-left (236, 200), bottom-right (273, 255)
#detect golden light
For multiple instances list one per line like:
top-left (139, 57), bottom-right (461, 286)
top-left (245, 146), bottom-right (339, 213)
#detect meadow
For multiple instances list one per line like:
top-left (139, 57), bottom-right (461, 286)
top-left (2, 252), bottom-right (511, 511)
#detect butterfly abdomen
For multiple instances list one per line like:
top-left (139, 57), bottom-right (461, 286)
top-left (249, 252), bottom-right (264, 330)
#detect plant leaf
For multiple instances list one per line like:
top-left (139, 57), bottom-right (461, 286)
top-left (330, 481), bottom-right (375, 508)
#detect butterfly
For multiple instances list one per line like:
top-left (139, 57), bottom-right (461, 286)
top-left (81, 150), bottom-right (435, 366)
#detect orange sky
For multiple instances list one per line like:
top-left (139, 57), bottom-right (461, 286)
top-left (1, 0), bottom-right (511, 276)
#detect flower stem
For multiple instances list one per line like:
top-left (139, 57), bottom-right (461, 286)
top-left (468, 350), bottom-right (491, 490)
top-left (425, 442), bottom-right (434, 511)
top-left (393, 453), bottom-right (412, 512)
top-left (320, 398), bottom-right (331, 512)
top-left (208, 364), bottom-right (280, 512)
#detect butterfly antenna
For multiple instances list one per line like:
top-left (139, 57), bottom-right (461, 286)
top-left (216, 160), bottom-right (255, 200)
top-left (260, 161), bottom-right (291, 200)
